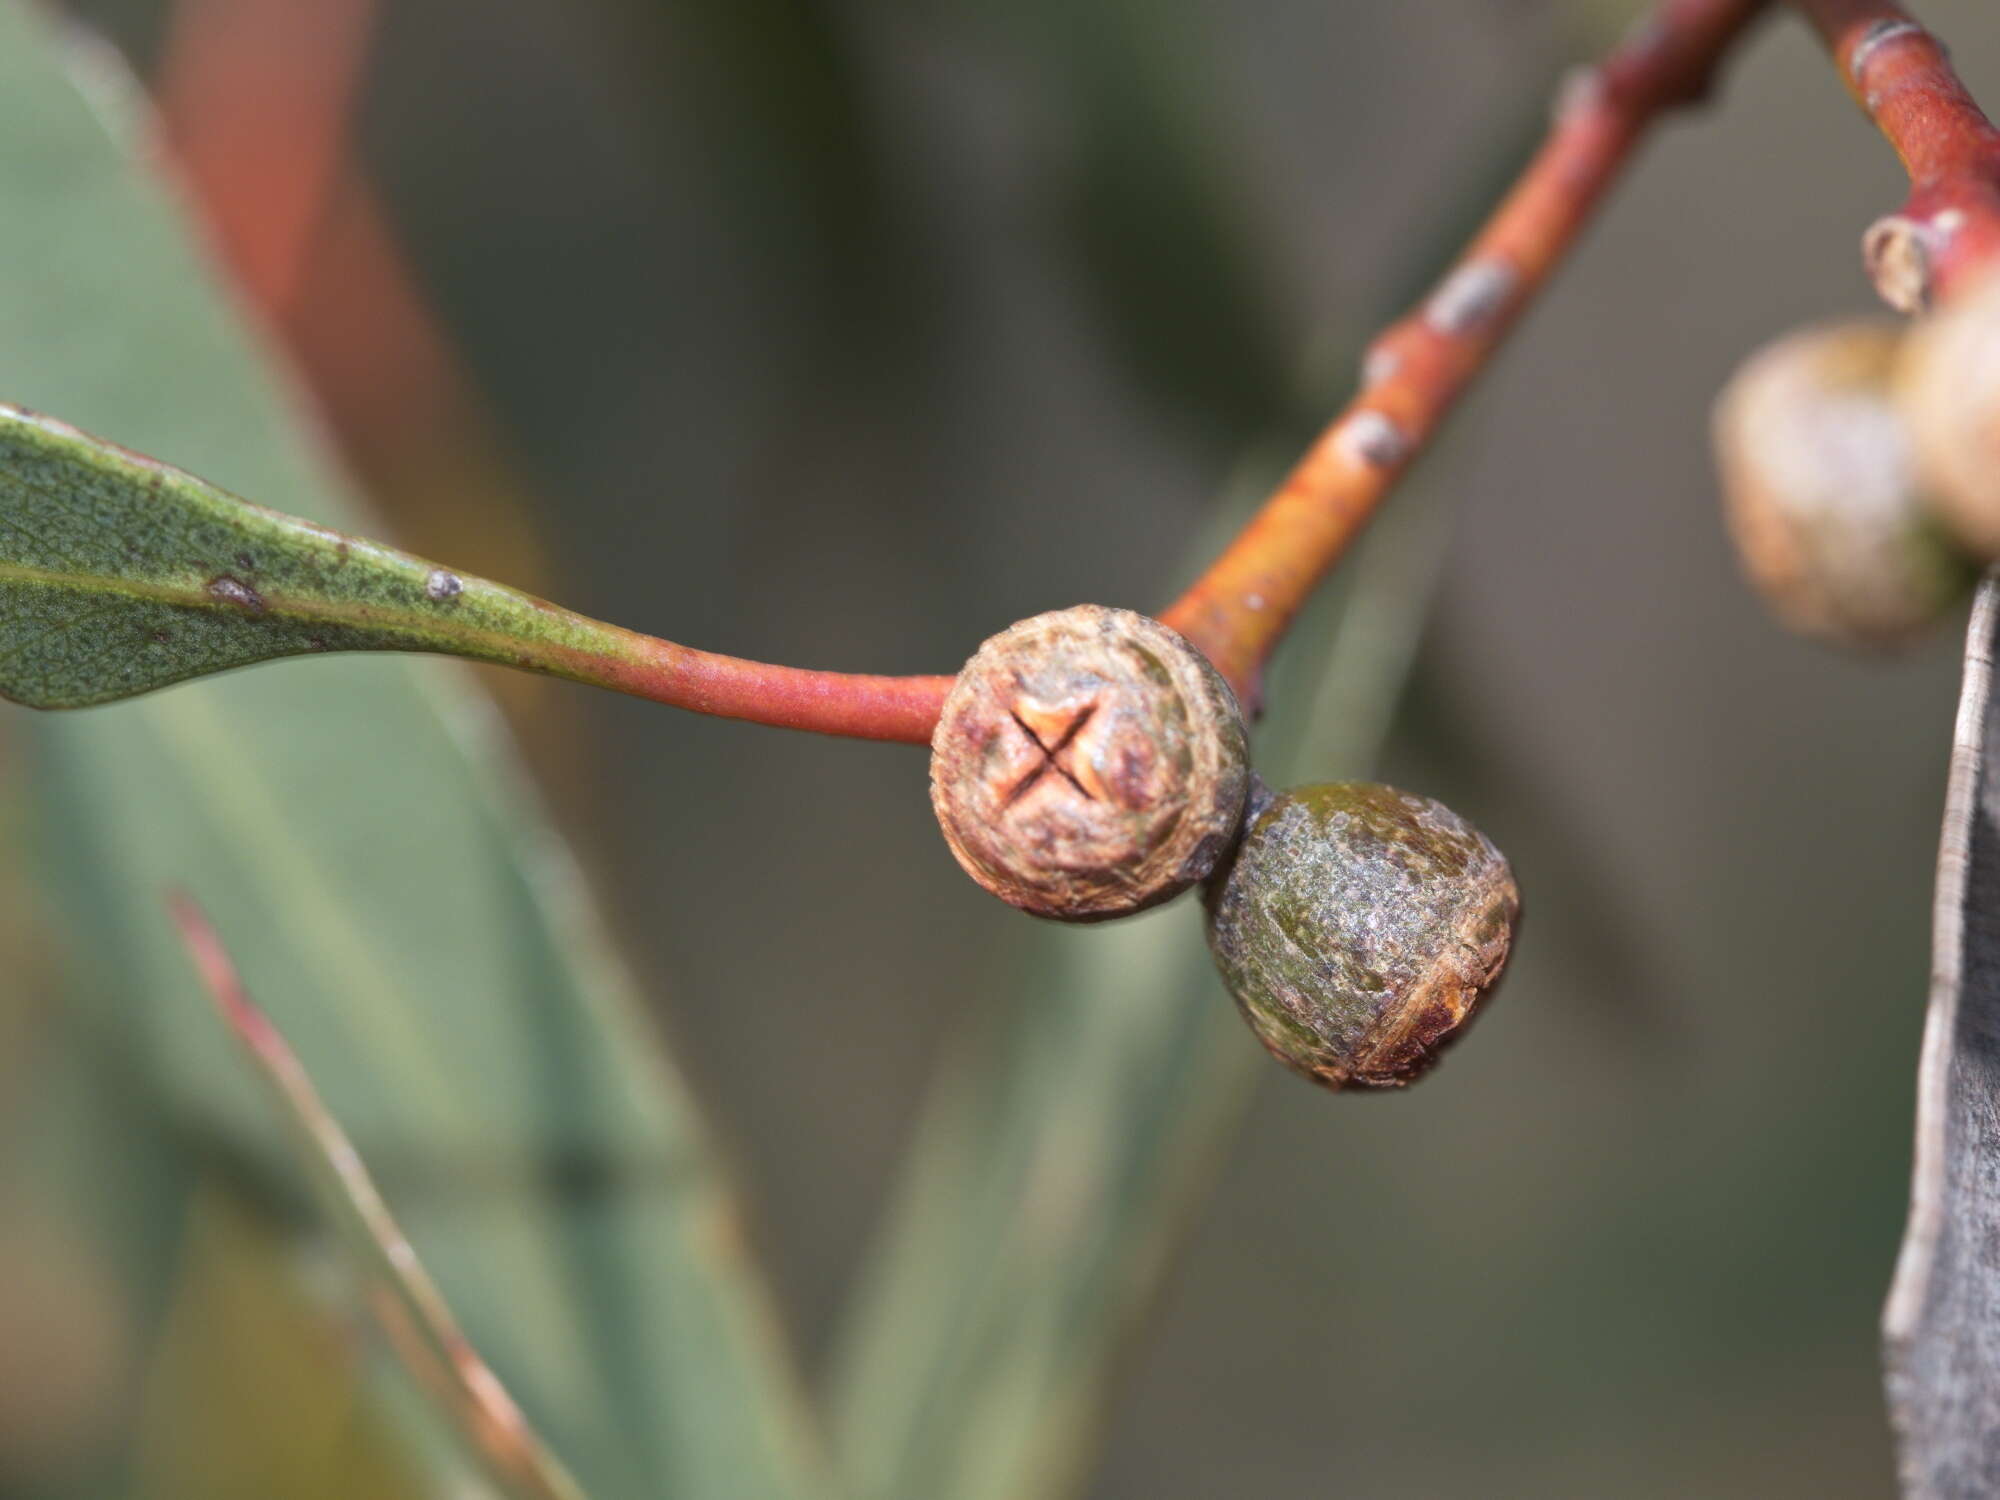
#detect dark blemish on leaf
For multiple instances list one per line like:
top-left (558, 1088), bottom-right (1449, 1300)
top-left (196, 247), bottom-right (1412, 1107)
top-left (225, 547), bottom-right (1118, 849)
top-left (307, 635), bottom-right (329, 652)
top-left (235, 552), bottom-right (256, 572)
top-left (425, 568), bottom-right (464, 602)
top-left (151, 629), bottom-right (171, 645)
top-left (206, 574), bottom-right (267, 615)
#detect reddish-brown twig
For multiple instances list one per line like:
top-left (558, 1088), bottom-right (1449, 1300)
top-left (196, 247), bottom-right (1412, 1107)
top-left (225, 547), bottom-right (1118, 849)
top-left (1788, 0), bottom-right (2000, 312)
top-left (1158, 0), bottom-right (1769, 708)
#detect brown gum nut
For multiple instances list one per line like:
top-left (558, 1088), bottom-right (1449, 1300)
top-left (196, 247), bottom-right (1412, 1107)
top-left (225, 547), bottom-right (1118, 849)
top-left (1898, 271), bottom-right (2000, 561)
top-left (930, 605), bottom-right (1250, 922)
top-left (1713, 319), bottom-right (1973, 650)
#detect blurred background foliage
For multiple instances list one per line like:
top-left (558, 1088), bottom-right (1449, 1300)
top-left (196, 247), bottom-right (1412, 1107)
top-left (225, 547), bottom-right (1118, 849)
top-left (4, 0), bottom-right (1999, 1494)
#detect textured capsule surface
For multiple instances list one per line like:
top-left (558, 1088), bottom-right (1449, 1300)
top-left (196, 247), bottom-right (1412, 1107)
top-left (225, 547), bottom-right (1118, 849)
top-left (1713, 320), bottom-right (1972, 650)
top-left (931, 605), bottom-right (1249, 922)
top-left (1899, 272), bottom-right (2000, 561)
top-left (1205, 782), bottom-right (1517, 1090)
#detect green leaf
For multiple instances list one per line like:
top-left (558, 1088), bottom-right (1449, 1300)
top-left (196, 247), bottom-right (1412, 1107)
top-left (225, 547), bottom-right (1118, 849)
top-left (0, 402), bottom-right (672, 711)
top-left (828, 474), bottom-right (1456, 1500)
top-left (0, 6), bottom-right (824, 1497)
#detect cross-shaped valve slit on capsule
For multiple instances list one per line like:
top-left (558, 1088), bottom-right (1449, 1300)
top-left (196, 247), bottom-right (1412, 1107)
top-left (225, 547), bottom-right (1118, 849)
top-left (1003, 703), bottom-right (1097, 807)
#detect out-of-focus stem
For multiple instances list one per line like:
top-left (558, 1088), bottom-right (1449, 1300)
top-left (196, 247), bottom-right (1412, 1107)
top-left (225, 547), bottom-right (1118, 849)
top-left (1157, 0), bottom-right (1770, 709)
top-left (1788, 0), bottom-right (2000, 311)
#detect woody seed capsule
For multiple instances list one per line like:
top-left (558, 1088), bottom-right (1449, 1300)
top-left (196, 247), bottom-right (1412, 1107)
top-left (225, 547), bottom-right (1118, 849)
top-left (1204, 781), bottom-right (1517, 1090)
top-left (1897, 272), bottom-right (2000, 562)
top-left (1713, 320), bottom-right (1972, 650)
top-left (930, 605), bottom-right (1249, 922)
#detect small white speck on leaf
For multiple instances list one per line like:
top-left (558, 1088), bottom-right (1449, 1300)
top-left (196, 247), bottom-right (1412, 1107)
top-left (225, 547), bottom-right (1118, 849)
top-left (205, 574), bottom-right (267, 615)
top-left (426, 569), bottom-right (464, 602)
top-left (1245, 593), bottom-right (1266, 612)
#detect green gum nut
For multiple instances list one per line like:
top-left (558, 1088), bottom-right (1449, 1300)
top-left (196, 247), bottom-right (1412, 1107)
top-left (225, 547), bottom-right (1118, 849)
top-left (1204, 781), bottom-right (1519, 1090)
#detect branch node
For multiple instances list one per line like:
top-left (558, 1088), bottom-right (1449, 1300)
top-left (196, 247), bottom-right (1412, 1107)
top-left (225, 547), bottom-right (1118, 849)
top-left (1864, 214), bottom-right (1938, 313)
top-left (1849, 19), bottom-right (1927, 84)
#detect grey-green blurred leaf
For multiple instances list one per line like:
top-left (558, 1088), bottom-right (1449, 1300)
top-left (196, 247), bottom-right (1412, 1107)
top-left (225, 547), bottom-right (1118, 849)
top-left (0, 6), bottom-right (823, 1497)
top-left (174, 895), bottom-right (586, 1500)
top-left (972, 0), bottom-right (1292, 443)
top-left (124, 1184), bottom-right (433, 1500)
top-left (828, 474), bottom-right (1454, 1500)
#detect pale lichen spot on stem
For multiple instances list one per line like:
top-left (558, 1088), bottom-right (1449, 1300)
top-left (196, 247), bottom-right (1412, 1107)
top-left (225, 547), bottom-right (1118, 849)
top-left (425, 568), bottom-right (464, 602)
top-left (1337, 411), bottom-right (1410, 469)
top-left (1425, 259), bottom-right (1516, 337)
top-left (1360, 343), bottom-right (1400, 387)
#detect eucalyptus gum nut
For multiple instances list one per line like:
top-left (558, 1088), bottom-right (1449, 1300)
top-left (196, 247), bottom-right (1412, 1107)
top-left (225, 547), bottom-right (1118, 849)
top-left (1899, 272), bottom-right (2000, 562)
top-left (930, 605), bottom-right (1249, 922)
top-left (1712, 320), bottom-right (1974, 651)
top-left (1204, 782), bottom-right (1518, 1090)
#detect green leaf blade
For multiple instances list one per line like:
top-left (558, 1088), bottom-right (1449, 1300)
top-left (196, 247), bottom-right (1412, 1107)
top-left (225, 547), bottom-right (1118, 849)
top-left (0, 403), bottom-right (623, 708)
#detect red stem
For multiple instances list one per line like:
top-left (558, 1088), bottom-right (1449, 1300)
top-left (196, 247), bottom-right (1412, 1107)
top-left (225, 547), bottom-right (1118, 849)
top-left (152, 0), bottom-right (954, 745)
top-left (1788, 0), bottom-right (2000, 308)
top-left (563, 645), bottom-right (953, 744)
